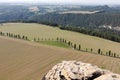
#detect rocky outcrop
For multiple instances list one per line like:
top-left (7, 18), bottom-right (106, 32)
top-left (42, 61), bottom-right (120, 80)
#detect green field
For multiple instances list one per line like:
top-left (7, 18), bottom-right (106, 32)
top-left (0, 23), bottom-right (120, 54)
top-left (39, 41), bottom-right (70, 48)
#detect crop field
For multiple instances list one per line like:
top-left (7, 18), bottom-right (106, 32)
top-left (0, 36), bottom-right (120, 80)
top-left (0, 23), bottom-right (120, 54)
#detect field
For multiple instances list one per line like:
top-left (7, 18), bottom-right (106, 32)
top-left (0, 23), bottom-right (120, 54)
top-left (29, 6), bottom-right (39, 12)
top-left (60, 11), bottom-right (100, 14)
top-left (0, 36), bottom-right (120, 80)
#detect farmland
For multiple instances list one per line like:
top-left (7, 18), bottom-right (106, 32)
top-left (0, 3), bottom-right (120, 80)
top-left (60, 11), bottom-right (100, 14)
top-left (0, 36), bottom-right (120, 80)
top-left (0, 23), bottom-right (120, 54)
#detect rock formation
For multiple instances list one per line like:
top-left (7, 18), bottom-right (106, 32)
top-left (42, 61), bottom-right (120, 80)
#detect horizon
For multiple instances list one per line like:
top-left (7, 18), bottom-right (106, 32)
top-left (0, 0), bottom-right (120, 5)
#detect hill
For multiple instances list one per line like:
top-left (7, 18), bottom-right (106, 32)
top-left (0, 36), bottom-right (120, 80)
top-left (0, 23), bottom-right (120, 55)
top-left (1, 4), bottom-right (120, 29)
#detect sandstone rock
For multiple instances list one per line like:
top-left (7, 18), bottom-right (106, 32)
top-left (42, 61), bottom-right (120, 80)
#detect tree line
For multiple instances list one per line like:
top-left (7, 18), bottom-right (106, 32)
top-left (0, 31), bottom-right (119, 59)
top-left (33, 37), bottom-right (120, 58)
top-left (0, 32), bottom-right (28, 40)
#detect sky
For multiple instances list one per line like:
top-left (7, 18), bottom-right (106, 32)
top-left (0, 0), bottom-right (120, 5)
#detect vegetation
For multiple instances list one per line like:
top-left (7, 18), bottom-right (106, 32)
top-left (0, 23), bottom-right (120, 56)
top-left (39, 41), bottom-right (69, 48)
top-left (30, 12), bottom-right (120, 28)
top-left (1, 5), bottom-right (120, 28)
top-left (98, 49), bottom-right (101, 54)
top-left (60, 27), bottom-right (120, 43)
top-left (0, 27), bottom-right (119, 59)
top-left (1, 5), bottom-right (120, 44)
top-left (78, 45), bottom-right (81, 50)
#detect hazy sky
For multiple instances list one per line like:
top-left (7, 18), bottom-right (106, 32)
top-left (0, 0), bottom-right (120, 5)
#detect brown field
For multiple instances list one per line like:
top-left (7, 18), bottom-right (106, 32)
top-left (0, 36), bottom-right (120, 80)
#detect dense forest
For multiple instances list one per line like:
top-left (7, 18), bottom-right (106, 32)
top-left (59, 27), bottom-right (120, 43)
top-left (29, 12), bottom-right (120, 28)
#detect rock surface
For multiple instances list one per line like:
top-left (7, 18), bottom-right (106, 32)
top-left (42, 61), bottom-right (120, 80)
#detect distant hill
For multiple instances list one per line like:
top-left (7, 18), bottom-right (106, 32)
top-left (0, 4), bottom-right (120, 38)
top-left (0, 4), bottom-right (120, 29)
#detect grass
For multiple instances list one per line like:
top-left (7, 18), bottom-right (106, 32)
top-left (0, 23), bottom-right (120, 55)
top-left (100, 66), bottom-right (106, 69)
top-left (39, 41), bottom-right (70, 48)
